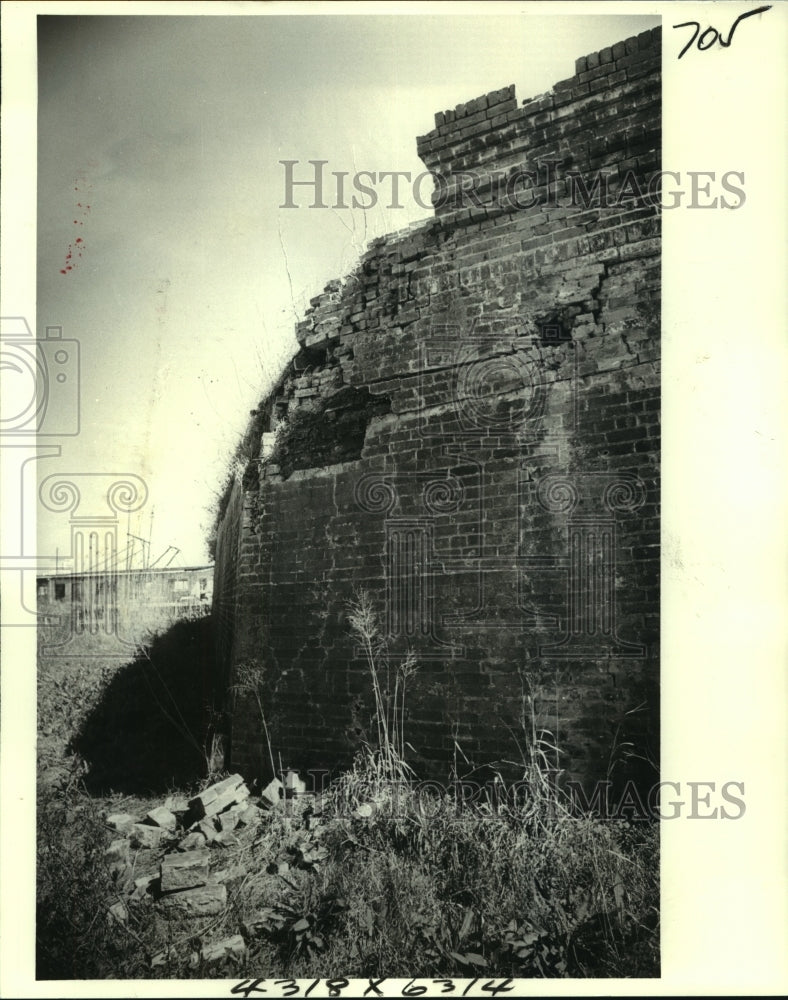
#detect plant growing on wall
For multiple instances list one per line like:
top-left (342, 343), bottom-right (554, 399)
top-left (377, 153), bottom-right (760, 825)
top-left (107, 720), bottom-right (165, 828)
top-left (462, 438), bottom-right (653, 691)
top-left (230, 661), bottom-right (277, 782)
top-left (346, 590), bottom-right (418, 786)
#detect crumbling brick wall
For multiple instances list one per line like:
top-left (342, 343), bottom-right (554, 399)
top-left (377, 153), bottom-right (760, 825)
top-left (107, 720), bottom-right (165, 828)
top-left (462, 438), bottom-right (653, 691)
top-left (213, 27), bottom-right (661, 794)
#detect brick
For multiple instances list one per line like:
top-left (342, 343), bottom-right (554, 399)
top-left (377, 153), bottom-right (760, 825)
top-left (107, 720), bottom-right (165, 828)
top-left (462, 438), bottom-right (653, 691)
top-left (188, 774), bottom-right (244, 811)
top-left (197, 818), bottom-right (219, 843)
top-left (178, 831), bottom-right (207, 851)
top-left (216, 809), bottom-right (240, 833)
top-left (188, 776), bottom-right (248, 821)
top-left (200, 934), bottom-right (246, 964)
top-left (105, 813), bottom-right (138, 835)
top-left (158, 883), bottom-right (227, 918)
top-left (637, 29), bottom-right (654, 51)
top-left (213, 830), bottom-right (240, 848)
top-left (164, 796), bottom-right (190, 816)
top-left (147, 806), bottom-right (177, 831)
top-left (160, 849), bottom-right (210, 892)
top-left (131, 824), bottom-right (164, 850)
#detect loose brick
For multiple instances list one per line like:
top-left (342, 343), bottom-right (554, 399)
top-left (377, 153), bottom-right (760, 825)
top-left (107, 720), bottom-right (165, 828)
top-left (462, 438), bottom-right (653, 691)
top-left (187, 777), bottom-right (248, 821)
top-left (147, 807), bottom-right (177, 831)
top-left (160, 849), bottom-right (210, 892)
top-left (200, 934), bottom-right (246, 964)
top-left (158, 883), bottom-right (227, 918)
top-left (105, 813), bottom-right (138, 835)
top-left (131, 824), bottom-right (164, 850)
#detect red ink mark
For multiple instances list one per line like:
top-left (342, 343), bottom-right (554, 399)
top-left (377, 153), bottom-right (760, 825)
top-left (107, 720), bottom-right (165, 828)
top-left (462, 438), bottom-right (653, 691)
top-left (62, 172), bottom-right (93, 273)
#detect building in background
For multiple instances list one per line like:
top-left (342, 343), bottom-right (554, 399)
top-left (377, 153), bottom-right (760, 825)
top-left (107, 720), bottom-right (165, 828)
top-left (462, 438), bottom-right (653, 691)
top-left (36, 564), bottom-right (213, 636)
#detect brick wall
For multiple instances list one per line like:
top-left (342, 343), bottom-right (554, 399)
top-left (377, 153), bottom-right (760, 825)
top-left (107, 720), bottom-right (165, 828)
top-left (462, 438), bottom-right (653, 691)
top-left (214, 27), bottom-right (661, 794)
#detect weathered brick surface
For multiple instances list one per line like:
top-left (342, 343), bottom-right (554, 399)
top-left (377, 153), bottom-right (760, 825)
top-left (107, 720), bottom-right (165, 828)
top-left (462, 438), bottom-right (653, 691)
top-left (157, 883), bottom-right (227, 918)
top-left (160, 849), bottom-right (210, 893)
top-left (214, 29), bottom-right (661, 794)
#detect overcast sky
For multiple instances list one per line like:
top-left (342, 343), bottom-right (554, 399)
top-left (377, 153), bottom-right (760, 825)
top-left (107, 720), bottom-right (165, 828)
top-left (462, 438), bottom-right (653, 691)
top-left (36, 10), bottom-right (659, 566)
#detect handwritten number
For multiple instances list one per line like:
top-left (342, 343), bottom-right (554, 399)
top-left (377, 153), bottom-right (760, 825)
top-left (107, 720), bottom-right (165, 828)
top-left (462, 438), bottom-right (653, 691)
top-left (721, 6), bottom-right (772, 47)
top-left (229, 978), bottom-right (514, 999)
top-left (481, 981), bottom-right (514, 996)
top-left (273, 982), bottom-right (299, 998)
top-left (674, 6), bottom-right (771, 58)
top-left (674, 20), bottom-right (700, 59)
top-left (231, 983), bottom-right (267, 998)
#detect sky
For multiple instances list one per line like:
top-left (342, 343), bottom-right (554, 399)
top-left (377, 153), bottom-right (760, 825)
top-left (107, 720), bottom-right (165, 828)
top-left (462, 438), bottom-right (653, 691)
top-left (34, 10), bottom-right (660, 566)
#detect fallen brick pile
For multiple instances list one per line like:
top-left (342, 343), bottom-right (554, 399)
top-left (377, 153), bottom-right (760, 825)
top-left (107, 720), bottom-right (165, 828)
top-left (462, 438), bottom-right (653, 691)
top-left (103, 772), bottom-right (292, 966)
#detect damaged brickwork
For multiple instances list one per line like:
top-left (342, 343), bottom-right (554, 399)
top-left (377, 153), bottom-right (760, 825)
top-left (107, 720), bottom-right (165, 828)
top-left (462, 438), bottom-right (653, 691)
top-left (213, 28), bottom-right (661, 794)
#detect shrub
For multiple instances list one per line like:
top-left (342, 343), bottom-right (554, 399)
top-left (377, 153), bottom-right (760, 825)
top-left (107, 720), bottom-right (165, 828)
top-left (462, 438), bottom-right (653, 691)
top-left (36, 766), bottom-right (159, 979)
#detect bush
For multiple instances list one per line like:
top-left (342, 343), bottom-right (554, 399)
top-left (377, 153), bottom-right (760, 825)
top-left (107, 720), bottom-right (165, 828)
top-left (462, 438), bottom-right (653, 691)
top-left (36, 766), bottom-right (158, 979)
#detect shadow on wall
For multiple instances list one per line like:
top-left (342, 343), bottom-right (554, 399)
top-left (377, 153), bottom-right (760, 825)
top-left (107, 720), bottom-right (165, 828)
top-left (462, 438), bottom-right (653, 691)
top-left (71, 615), bottom-right (223, 795)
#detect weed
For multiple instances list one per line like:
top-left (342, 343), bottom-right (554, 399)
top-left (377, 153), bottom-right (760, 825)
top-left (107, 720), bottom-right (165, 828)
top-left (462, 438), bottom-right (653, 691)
top-left (36, 765), bottom-right (160, 979)
top-left (346, 589), bottom-right (418, 786)
top-left (230, 661), bottom-right (277, 782)
top-left (36, 595), bottom-right (658, 980)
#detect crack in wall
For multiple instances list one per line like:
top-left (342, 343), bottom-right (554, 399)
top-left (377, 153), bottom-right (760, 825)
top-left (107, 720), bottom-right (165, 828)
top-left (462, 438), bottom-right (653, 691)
top-left (215, 26), bottom-right (661, 786)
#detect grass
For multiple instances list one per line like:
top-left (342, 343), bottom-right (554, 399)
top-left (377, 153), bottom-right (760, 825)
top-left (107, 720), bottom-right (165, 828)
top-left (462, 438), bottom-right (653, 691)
top-left (37, 757), bottom-right (659, 979)
top-left (55, 615), bottom-right (223, 795)
top-left (36, 764), bottom-right (163, 979)
top-left (346, 589), bottom-right (419, 786)
top-left (36, 596), bottom-right (659, 980)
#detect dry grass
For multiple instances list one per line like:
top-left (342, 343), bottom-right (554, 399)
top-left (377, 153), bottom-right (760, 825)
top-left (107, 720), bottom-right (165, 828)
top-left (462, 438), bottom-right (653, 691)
top-left (36, 598), bottom-right (659, 980)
